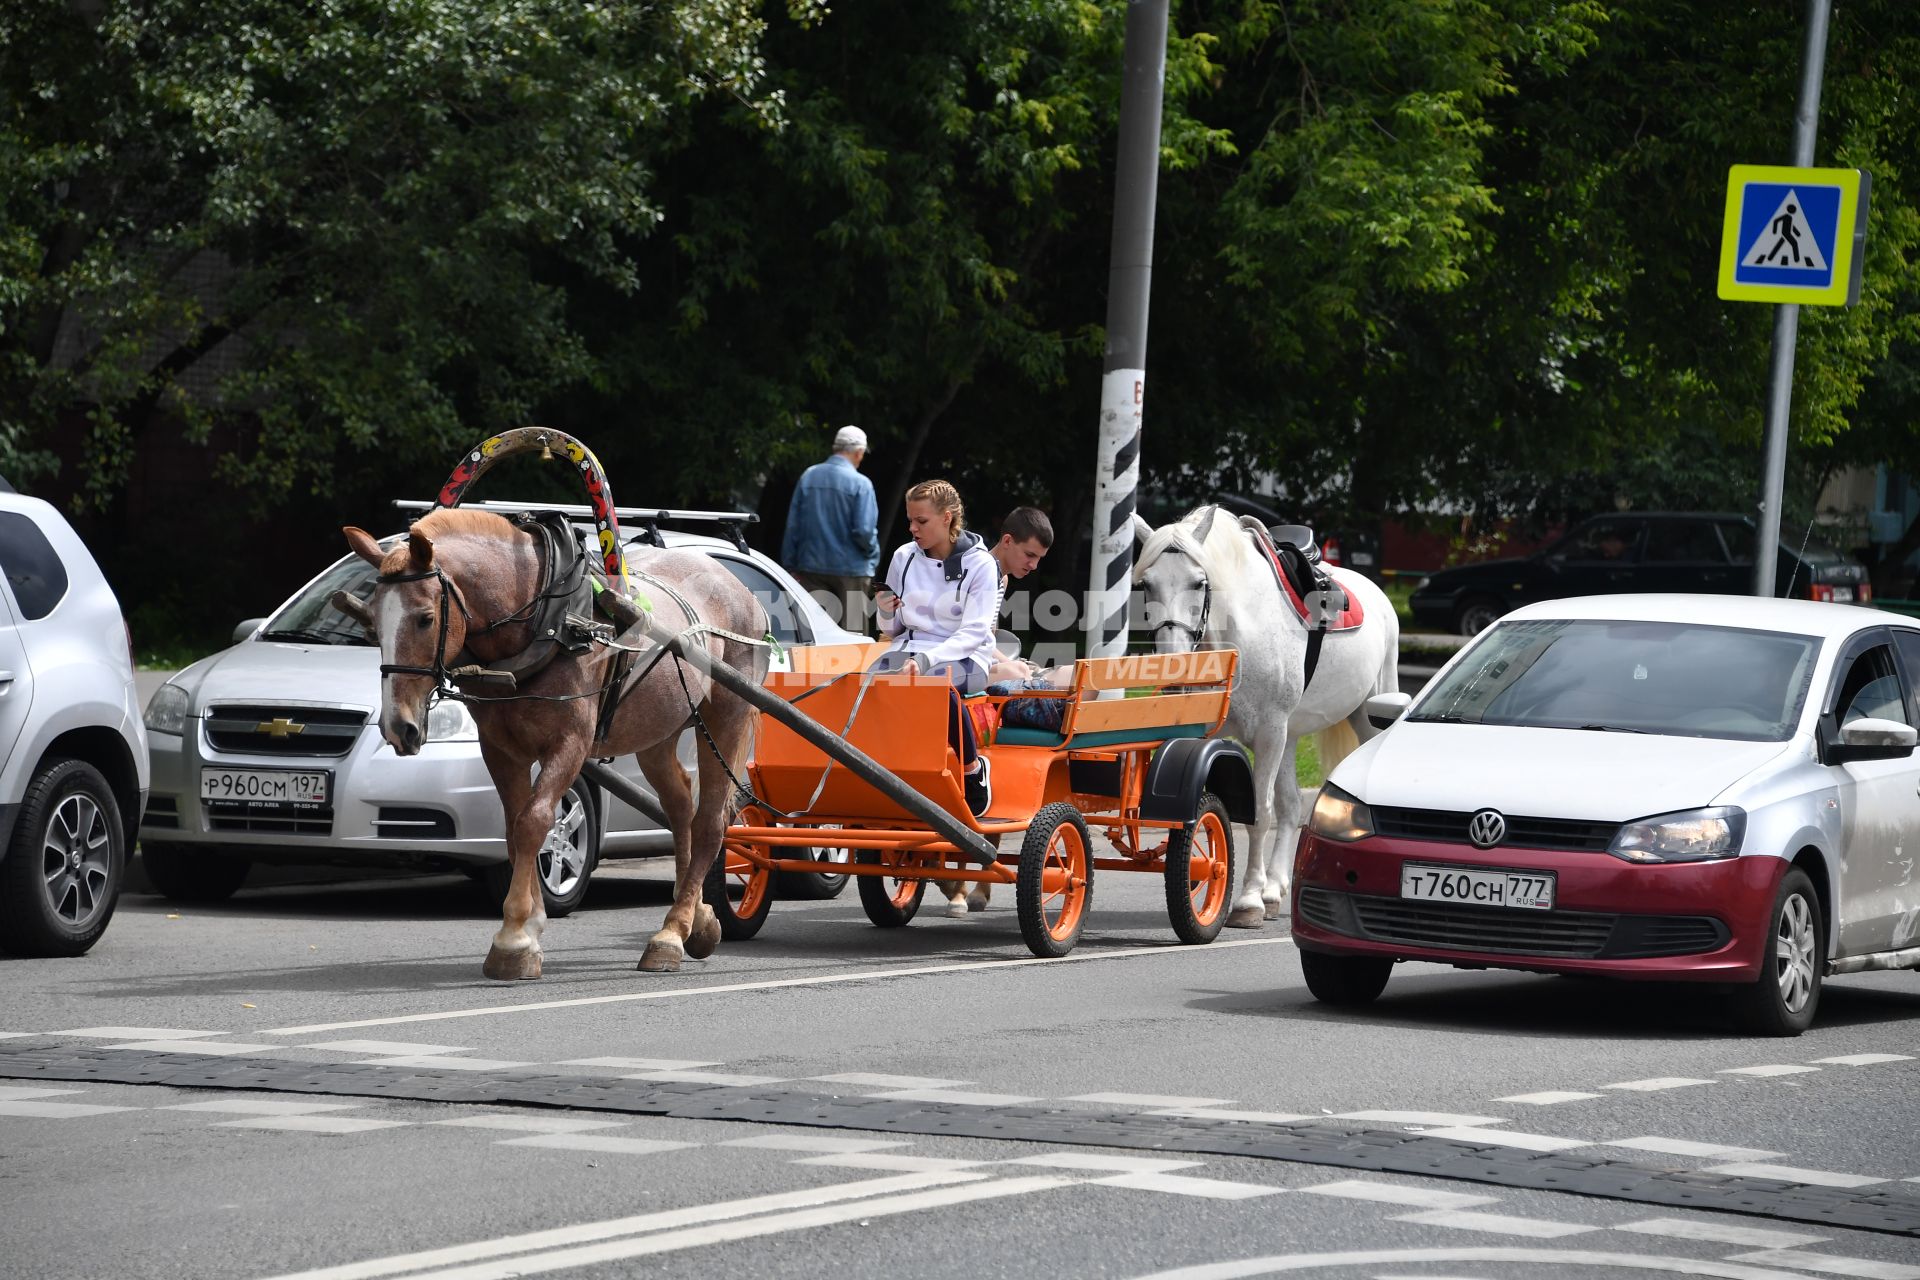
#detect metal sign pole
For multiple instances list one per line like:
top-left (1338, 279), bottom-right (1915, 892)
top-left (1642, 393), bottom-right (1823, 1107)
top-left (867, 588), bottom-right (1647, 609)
top-left (1085, 0), bottom-right (1168, 660)
top-left (1753, 0), bottom-right (1832, 597)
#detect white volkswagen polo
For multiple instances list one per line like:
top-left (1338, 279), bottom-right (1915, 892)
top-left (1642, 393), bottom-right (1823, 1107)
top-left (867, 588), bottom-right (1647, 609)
top-left (1294, 593), bottom-right (1920, 1035)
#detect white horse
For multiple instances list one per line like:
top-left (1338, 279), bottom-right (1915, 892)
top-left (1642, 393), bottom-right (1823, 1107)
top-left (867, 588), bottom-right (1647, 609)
top-left (1133, 506), bottom-right (1399, 927)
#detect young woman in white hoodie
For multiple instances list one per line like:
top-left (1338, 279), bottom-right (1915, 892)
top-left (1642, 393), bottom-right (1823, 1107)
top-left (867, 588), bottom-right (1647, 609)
top-left (871, 479), bottom-right (1000, 816)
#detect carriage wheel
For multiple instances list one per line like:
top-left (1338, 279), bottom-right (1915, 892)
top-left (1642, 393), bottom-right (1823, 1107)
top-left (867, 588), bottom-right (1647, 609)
top-left (855, 852), bottom-right (926, 927)
top-left (1016, 803), bottom-right (1094, 958)
top-left (704, 807), bottom-right (773, 941)
top-left (1164, 794), bottom-right (1236, 946)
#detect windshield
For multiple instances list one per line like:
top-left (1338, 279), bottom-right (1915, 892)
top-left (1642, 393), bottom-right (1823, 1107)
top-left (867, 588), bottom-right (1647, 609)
top-left (1408, 618), bottom-right (1820, 741)
top-left (258, 552), bottom-right (384, 646)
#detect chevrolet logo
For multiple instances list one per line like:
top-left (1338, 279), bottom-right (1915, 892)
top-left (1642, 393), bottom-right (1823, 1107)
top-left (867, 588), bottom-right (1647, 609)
top-left (255, 718), bottom-right (306, 739)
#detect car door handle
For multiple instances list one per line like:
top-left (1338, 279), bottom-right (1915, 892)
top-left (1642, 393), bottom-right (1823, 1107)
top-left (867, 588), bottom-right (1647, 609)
top-left (0, 670), bottom-right (14, 691)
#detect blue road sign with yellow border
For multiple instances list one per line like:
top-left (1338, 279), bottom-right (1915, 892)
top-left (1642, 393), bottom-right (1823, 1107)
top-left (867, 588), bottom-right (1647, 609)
top-left (1718, 164), bottom-right (1868, 306)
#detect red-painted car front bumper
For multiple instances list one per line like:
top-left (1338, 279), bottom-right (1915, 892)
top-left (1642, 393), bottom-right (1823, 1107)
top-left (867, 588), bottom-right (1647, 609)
top-left (1290, 831), bottom-right (1785, 982)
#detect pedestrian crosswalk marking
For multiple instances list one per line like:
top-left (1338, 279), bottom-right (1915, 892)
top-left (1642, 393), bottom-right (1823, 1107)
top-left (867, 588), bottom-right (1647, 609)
top-left (1392, 1209), bottom-right (1597, 1238)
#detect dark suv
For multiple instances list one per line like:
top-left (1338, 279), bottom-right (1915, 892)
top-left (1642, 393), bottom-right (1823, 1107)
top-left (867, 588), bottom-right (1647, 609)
top-left (1409, 512), bottom-right (1871, 635)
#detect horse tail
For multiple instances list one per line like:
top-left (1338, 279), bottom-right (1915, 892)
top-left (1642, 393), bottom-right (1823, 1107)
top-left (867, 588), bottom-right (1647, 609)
top-left (1313, 717), bottom-right (1362, 778)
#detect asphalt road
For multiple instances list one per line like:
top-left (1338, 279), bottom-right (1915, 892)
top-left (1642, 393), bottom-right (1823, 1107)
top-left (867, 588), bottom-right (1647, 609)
top-left (2, 854), bottom-right (1917, 1280)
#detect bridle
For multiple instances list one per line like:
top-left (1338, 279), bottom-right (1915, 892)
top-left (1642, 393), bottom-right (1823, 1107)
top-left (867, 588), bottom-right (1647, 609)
top-left (1149, 547), bottom-right (1212, 650)
top-left (375, 565), bottom-right (472, 688)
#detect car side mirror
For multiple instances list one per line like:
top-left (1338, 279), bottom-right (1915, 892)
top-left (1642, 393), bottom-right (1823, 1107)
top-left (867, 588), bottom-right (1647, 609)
top-left (232, 618), bottom-right (265, 645)
top-left (1827, 717), bottom-right (1918, 764)
top-left (1365, 692), bottom-right (1413, 730)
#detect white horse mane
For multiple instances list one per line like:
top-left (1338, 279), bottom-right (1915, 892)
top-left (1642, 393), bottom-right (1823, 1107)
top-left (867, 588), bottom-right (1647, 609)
top-left (1134, 506), bottom-right (1263, 583)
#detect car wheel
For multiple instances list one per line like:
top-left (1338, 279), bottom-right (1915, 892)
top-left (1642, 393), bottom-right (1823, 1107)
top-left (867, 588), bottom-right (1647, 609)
top-left (776, 847), bottom-right (851, 900)
top-left (140, 841), bottom-right (252, 905)
top-left (1300, 948), bottom-right (1394, 1005)
top-left (484, 779), bottom-right (598, 918)
top-left (1732, 866), bottom-right (1822, 1036)
top-left (0, 758), bottom-right (125, 957)
top-left (1453, 596), bottom-right (1505, 636)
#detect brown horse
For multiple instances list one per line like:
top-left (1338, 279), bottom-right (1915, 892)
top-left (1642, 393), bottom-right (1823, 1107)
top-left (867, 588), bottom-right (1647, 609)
top-left (338, 509), bottom-right (769, 979)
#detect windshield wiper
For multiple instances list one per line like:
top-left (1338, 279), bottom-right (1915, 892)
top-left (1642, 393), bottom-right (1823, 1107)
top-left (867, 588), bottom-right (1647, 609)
top-left (1574, 723), bottom-right (1650, 734)
top-left (260, 628), bottom-right (350, 645)
top-left (1407, 713), bottom-right (1471, 724)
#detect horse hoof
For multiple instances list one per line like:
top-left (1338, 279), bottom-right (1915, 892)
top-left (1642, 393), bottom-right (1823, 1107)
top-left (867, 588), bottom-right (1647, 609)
top-left (637, 939), bottom-right (684, 973)
top-left (1225, 906), bottom-right (1267, 930)
top-left (685, 914), bottom-right (721, 961)
top-left (945, 898), bottom-right (969, 919)
top-left (966, 891), bottom-right (989, 913)
top-left (482, 946), bottom-right (542, 981)
top-left (1263, 900), bottom-right (1285, 921)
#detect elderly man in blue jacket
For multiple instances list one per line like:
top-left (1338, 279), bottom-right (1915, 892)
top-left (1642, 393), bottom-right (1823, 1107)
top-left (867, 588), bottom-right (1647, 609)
top-left (781, 425), bottom-right (880, 632)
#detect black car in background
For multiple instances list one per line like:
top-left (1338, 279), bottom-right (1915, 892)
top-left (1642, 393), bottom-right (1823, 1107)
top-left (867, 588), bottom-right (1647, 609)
top-left (1409, 512), bottom-right (1871, 635)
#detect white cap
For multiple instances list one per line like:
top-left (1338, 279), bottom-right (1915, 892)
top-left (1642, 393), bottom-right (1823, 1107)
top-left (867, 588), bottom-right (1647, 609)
top-left (832, 425), bottom-right (869, 453)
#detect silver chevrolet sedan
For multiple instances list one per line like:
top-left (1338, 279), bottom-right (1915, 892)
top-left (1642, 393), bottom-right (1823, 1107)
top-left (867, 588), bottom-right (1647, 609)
top-left (138, 508), bottom-right (864, 914)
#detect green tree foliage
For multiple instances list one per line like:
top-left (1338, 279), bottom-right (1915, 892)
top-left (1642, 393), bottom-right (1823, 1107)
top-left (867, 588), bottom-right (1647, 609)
top-left (0, 0), bottom-right (813, 507)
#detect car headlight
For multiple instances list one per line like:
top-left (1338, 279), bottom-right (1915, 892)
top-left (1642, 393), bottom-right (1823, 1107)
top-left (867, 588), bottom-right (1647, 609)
top-left (144, 683), bottom-right (191, 735)
top-left (1308, 783), bottom-right (1375, 842)
top-left (1608, 806), bottom-right (1745, 863)
top-left (426, 699), bottom-right (478, 743)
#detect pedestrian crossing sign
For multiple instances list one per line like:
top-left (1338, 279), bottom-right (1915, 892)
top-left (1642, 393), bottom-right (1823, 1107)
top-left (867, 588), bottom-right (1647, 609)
top-left (1718, 164), bottom-right (1869, 306)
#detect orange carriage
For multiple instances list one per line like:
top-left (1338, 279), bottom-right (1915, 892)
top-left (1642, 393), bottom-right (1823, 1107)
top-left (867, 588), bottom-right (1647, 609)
top-left (706, 644), bottom-right (1256, 957)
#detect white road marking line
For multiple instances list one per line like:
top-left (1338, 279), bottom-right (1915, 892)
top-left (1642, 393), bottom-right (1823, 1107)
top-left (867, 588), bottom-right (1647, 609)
top-left (1494, 1091), bottom-right (1601, 1105)
top-left (297, 1040), bottom-right (475, 1056)
top-left (1129, 1246), bottom-right (1832, 1280)
top-left (1417, 1127), bottom-right (1590, 1152)
top-left (360, 1175), bottom-right (1077, 1280)
top-left (1004, 1153), bottom-right (1205, 1174)
top-left (1067, 1092), bottom-right (1234, 1109)
top-left (1706, 1163), bottom-right (1886, 1188)
top-left (554, 1057), bottom-right (718, 1071)
top-left (1393, 1210), bottom-right (1598, 1238)
top-left (350, 1055), bottom-right (535, 1072)
top-left (1337, 1111), bottom-right (1509, 1127)
top-left (796, 1152), bottom-right (985, 1173)
top-left (1094, 1171), bottom-right (1284, 1200)
top-left (718, 1135), bottom-right (909, 1154)
top-left (1603, 1077), bottom-right (1714, 1092)
top-left (1811, 1053), bottom-right (1914, 1066)
top-left (1148, 1107), bottom-right (1313, 1123)
top-left (218, 1116), bottom-right (412, 1134)
top-left (1727, 1250), bottom-right (1920, 1279)
top-left (0, 1086), bottom-right (83, 1100)
top-left (431, 1116), bottom-right (630, 1135)
top-left (163, 1100), bottom-right (365, 1116)
top-left (870, 1087), bottom-right (1041, 1106)
top-left (1604, 1138), bottom-right (1785, 1161)
top-left (262, 936), bottom-right (1300, 1035)
top-left (1297, 1180), bottom-right (1498, 1209)
top-left (810, 1072), bottom-right (970, 1089)
top-left (103, 1039), bottom-right (282, 1056)
top-left (0, 1100), bottom-right (140, 1118)
top-left (498, 1134), bottom-right (697, 1155)
top-left (1719, 1065), bottom-right (1821, 1077)
top-left (253, 1171), bottom-right (987, 1280)
top-left (54, 1026), bottom-right (225, 1039)
top-left (0, 1032), bottom-right (40, 1040)
top-left (1612, 1217), bottom-right (1828, 1248)
top-left (621, 1069), bottom-right (785, 1087)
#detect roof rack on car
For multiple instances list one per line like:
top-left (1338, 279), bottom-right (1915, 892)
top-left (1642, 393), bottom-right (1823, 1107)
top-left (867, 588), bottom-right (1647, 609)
top-left (392, 499), bottom-right (759, 553)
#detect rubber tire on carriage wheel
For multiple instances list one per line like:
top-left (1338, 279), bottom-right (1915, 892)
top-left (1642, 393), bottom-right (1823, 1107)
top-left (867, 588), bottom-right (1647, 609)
top-left (856, 852), bottom-right (926, 927)
top-left (1300, 948), bottom-right (1394, 1006)
top-left (1731, 866), bottom-right (1823, 1037)
top-left (1164, 794), bottom-right (1236, 946)
top-left (0, 759), bottom-right (125, 957)
top-left (775, 847), bottom-right (851, 900)
top-left (1016, 802), bottom-right (1094, 958)
top-left (704, 805), bottom-right (774, 941)
top-left (141, 840), bottom-right (251, 905)
top-left (483, 778), bottom-right (598, 918)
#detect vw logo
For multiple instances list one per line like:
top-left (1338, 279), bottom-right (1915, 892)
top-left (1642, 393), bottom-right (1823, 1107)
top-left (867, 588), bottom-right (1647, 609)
top-left (1468, 809), bottom-right (1507, 849)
